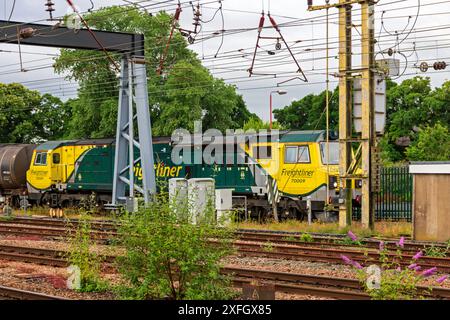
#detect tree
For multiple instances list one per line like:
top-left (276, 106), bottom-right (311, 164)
top-left (231, 95), bottom-right (260, 128)
top-left (406, 123), bottom-right (450, 161)
top-left (243, 117), bottom-right (281, 131)
top-left (273, 88), bottom-right (339, 130)
top-left (381, 76), bottom-right (449, 162)
top-left (0, 83), bottom-right (69, 143)
top-left (54, 6), bottom-right (252, 138)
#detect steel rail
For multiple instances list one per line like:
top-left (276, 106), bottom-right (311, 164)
top-left (225, 266), bottom-right (450, 300)
top-left (0, 285), bottom-right (68, 300)
top-left (234, 242), bottom-right (450, 273)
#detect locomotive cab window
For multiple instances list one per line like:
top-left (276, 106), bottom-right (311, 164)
top-left (320, 142), bottom-right (339, 165)
top-left (284, 146), bottom-right (310, 164)
top-left (34, 152), bottom-right (47, 165)
top-left (52, 153), bottom-right (61, 164)
top-left (253, 146), bottom-right (272, 159)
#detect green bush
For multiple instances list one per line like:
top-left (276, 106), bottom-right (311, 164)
top-left (115, 191), bottom-right (236, 300)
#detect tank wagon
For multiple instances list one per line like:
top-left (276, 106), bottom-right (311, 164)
top-left (0, 144), bottom-right (36, 206)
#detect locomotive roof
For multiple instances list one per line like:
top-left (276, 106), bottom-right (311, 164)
top-left (36, 139), bottom-right (115, 151)
top-left (170, 130), bottom-right (335, 146)
top-left (279, 130), bottom-right (333, 143)
top-left (36, 137), bottom-right (171, 151)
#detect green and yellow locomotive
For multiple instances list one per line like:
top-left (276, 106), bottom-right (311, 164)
top-left (19, 130), bottom-right (362, 219)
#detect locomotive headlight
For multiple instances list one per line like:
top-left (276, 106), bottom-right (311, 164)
top-left (356, 179), bottom-right (363, 188)
top-left (329, 176), bottom-right (338, 189)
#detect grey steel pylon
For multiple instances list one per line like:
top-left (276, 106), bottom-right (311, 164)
top-left (112, 56), bottom-right (156, 206)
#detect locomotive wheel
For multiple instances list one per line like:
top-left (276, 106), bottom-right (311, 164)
top-left (286, 207), bottom-right (298, 220)
top-left (253, 207), bottom-right (268, 223)
top-left (296, 209), bottom-right (307, 221)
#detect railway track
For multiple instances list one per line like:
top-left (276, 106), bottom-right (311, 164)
top-left (0, 285), bottom-right (67, 300)
top-left (0, 244), bottom-right (367, 300)
top-left (2, 216), bottom-right (447, 254)
top-left (235, 241), bottom-right (450, 273)
top-left (0, 222), bottom-right (116, 242)
top-left (0, 243), bottom-right (448, 300)
top-left (1, 216), bottom-right (117, 231)
top-left (0, 244), bottom-right (114, 266)
top-left (225, 266), bottom-right (450, 300)
top-left (0, 217), bottom-right (449, 271)
top-left (236, 229), bottom-right (449, 254)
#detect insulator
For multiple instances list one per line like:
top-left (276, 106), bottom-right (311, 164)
top-left (19, 28), bottom-right (36, 39)
top-left (419, 62), bottom-right (428, 72)
top-left (45, 0), bottom-right (55, 12)
top-left (434, 61), bottom-right (447, 70)
top-left (275, 41), bottom-right (281, 50)
top-left (258, 15), bottom-right (265, 30)
top-left (268, 15), bottom-right (280, 32)
top-left (45, 0), bottom-right (55, 20)
top-left (174, 6), bottom-right (182, 20)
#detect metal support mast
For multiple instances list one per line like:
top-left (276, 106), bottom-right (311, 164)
top-left (308, 0), bottom-right (377, 230)
top-left (112, 56), bottom-right (156, 206)
top-left (338, 0), bottom-right (353, 227)
top-left (360, 1), bottom-right (376, 229)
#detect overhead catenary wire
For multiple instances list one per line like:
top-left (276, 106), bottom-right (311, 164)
top-left (1, 0), bottom-right (449, 103)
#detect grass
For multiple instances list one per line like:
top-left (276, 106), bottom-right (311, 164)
top-left (233, 220), bottom-right (412, 238)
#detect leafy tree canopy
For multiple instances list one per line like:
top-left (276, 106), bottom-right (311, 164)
top-left (54, 6), bottom-right (255, 138)
top-left (406, 123), bottom-right (450, 161)
top-left (273, 87), bottom-right (339, 131)
top-left (0, 83), bottom-right (70, 143)
top-left (243, 117), bottom-right (281, 131)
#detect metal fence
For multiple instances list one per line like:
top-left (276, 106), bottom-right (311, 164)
top-left (353, 165), bottom-right (413, 222)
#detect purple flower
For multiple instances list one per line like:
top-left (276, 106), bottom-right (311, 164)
top-left (379, 241), bottom-right (384, 251)
top-left (397, 236), bottom-right (405, 248)
top-left (341, 254), bottom-right (352, 264)
top-left (352, 261), bottom-right (363, 270)
top-left (347, 231), bottom-right (358, 242)
top-left (414, 265), bottom-right (422, 272)
top-left (408, 263), bottom-right (418, 270)
top-left (412, 251), bottom-right (423, 260)
top-left (436, 275), bottom-right (448, 284)
top-left (396, 266), bottom-right (402, 272)
top-left (421, 267), bottom-right (438, 277)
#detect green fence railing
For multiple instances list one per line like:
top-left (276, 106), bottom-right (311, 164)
top-left (352, 165), bottom-right (413, 222)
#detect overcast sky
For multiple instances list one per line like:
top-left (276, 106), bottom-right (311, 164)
top-left (1, 0), bottom-right (449, 121)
